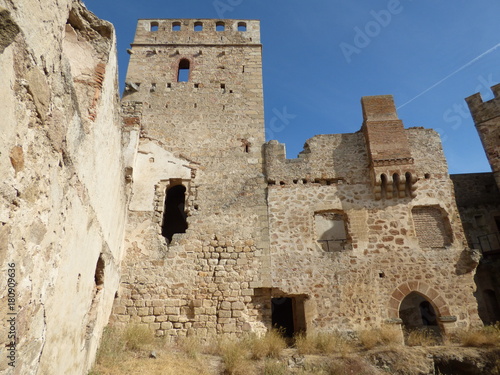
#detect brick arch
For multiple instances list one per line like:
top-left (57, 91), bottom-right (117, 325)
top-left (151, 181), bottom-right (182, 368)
top-left (388, 281), bottom-right (451, 319)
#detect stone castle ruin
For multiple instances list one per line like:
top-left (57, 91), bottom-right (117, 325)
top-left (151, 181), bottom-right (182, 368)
top-left (113, 18), bottom-right (482, 338)
top-left (1, 2), bottom-right (500, 374)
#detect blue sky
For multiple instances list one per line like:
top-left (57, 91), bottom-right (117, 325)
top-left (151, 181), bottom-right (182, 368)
top-left (84, 0), bottom-right (500, 174)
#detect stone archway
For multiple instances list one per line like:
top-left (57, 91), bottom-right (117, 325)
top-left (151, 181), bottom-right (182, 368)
top-left (388, 281), bottom-right (451, 320)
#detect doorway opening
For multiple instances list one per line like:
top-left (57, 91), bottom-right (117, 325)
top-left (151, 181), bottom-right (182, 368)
top-left (271, 295), bottom-right (306, 340)
top-left (399, 292), bottom-right (442, 343)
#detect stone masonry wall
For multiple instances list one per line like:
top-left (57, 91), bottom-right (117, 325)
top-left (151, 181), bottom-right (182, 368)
top-left (0, 1), bottom-right (126, 374)
top-left (264, 113), bottom-right (480, 334)
top-left (112, 20), bottom-right (482, 341)
top-left (112, 19), bottom-right (271, 338)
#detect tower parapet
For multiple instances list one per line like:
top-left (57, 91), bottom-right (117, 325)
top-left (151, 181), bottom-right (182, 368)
top-left (132, 19), bottom-right (261, 46)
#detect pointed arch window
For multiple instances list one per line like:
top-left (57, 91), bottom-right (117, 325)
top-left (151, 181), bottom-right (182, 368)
top-left (177, 59), bottom-right (190, 82)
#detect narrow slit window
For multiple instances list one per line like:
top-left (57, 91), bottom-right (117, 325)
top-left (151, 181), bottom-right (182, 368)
top-left (172, 22), bottom-right (181, 31)
top-left (194, 22), bottom-right (203, 31)
top-left (380, 174), bottom-right (388, 199)
top-left (177, 59), bottom-right (190, 82)
top-left (216, 22), bottom-right (225, 31)
top-left (150, 22), bottom-right (159, 32)
top-left (392, 173), bottom-right (400, 198)
top-left (238, 22), bottom-right (247, 32)
top-left (405, 172), bottom-right (413, 197)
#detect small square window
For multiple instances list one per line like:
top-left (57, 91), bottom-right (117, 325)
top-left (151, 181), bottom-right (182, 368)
top-left (237, 22), bottom-right (247, 32)
top-left (194, 22), bottom-right (203, 32)
top-left (172, 22), bottom-right (181, 31)
top-left (216, 22), bottom-right (225, 31)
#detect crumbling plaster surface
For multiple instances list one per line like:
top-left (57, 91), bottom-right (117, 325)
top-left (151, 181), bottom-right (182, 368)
top-left (0, 1), bottom-right (126, 374)
top-left (129, 140), bottom-right (192, 212)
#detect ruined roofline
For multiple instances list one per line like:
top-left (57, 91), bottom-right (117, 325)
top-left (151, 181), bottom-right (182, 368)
top-left (465, 83), bottom-right (500, 125)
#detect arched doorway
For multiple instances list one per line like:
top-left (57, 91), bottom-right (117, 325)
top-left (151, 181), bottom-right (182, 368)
top-left (399, 292), bottom-right (442, 341)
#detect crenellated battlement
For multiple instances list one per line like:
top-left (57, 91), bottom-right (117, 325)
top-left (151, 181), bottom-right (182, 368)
top-left (465, 83), bottom-right (500, 125)
top-left (132, 19), bottom-right (261, 46)
top-left (466, 83), bottom-right (500, 190)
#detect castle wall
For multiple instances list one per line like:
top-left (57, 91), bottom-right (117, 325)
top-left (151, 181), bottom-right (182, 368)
top-left (264, 126), bottom-right (480, 333)
top-left (0, 1), bottom-right (126, 373)
top-left (452, 173), bottom-right (500, 325)
top-left (113, 19), bottom-right (482, 340)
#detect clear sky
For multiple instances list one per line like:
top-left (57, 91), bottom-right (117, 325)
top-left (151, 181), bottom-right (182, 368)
top-left (84, 0), bottom-right (500, 174)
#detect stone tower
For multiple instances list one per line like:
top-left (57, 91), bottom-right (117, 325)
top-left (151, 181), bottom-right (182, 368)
top-left (466, 83), bottom-right (500, 190)
top-left (116, 19), bottom-right (271, 336)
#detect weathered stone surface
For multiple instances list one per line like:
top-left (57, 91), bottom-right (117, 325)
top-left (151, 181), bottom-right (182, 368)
top-left (0, 1), bottom-right (126, 374)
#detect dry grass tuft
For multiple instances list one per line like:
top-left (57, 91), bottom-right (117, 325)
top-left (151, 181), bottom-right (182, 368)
top-left (458, 324), bottom-right (500, 348)
top-left (247, 330), bottom-right (287, 359)
top-left (218, 336), bottom-right (253, 375)
top-left (295, 331), bottom-right (354, 355)
top-left (262, 359), bottom-right (288, 375)
top-left (405, 328), bottom-right (441, 347)
top-left (177, 333), bottom-right (205, 359)
top-left (358, 327), bottom-right (401, 350)
top-left (123, 324), bottom-right (156, 351)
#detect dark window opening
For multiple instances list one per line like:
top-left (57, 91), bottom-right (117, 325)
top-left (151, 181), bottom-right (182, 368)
top-left (194, 22), bottom-right (203, 31)
top-left (380, 174), bottom-right (388, 199)
top-left (405, 172), bottom-right (413, 197)
top-left (216, 21), bottom-right (225, 31)
top-left (238, 22), bottom-right (247, 32)
top-left (150, 22), bottom-right (159, 32)
top-left (392, 173), bottom-right (400, 199)
top-left (172, 22), bottom-right (181, 31)
top-left (178, 59), bottom-right (190, 82)
top-left (94, 254), bottom-right (105, 289)
top-left (162, 185), bottom-right (188, 243)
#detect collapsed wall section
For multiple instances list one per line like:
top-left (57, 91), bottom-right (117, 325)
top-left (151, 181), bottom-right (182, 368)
top-left (0, 1), bottom-right (126, 374)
